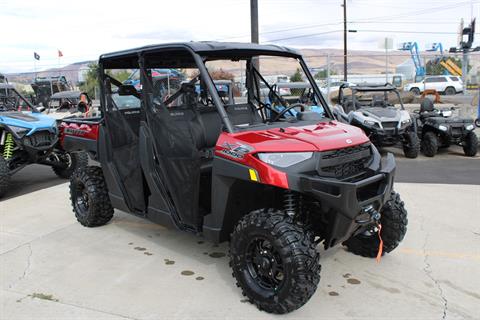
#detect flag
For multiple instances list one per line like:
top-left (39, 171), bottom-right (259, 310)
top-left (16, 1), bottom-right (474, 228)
top-left (58, 49), bottom-right (63, 58)
top-left (34, 52), bottom-right (40, 60)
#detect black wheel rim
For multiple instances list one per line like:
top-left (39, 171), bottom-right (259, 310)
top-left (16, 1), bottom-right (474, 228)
top-left (73, 180), bottom-right (89, 216)
top-left (245, 237), bottom-right (285, 291)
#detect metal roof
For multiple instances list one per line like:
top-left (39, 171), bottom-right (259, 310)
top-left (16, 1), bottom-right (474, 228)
top-left (99, 41), bottom-right (301, 61)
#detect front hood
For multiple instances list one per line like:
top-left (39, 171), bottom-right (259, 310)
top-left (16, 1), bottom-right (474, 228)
top-left (0, 111), bottom-right (57, 135)
top-left (358, 107), bottom-right (400, 121)
top-left (230, 121), bottom-right (369, 152)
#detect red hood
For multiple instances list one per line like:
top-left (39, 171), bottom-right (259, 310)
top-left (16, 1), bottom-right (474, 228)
top-left (229, 121), bottom-right (369, 152)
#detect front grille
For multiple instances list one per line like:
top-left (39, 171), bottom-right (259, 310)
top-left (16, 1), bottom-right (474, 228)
top-left (24, 130), bottom-right (56, 148)
top-left (317, 143), bottom-right (372, 179)
top-left (382, 122), bottom-right (398, 129)
top-left (451, 127), bottom-right (463, 137)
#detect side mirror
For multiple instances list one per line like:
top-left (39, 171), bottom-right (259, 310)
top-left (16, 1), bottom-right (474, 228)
top-left (118, 84), bottom-right (137, 96)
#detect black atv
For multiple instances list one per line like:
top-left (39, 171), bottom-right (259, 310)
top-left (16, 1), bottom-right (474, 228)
top-left (415, 99), bottom-right (478, 157)
top-left (61, 42), bottom-right (408, 314)
top-left (333, 84), bottom-right (419, 158)
top-left (0, 83), bottom-right (88, 198)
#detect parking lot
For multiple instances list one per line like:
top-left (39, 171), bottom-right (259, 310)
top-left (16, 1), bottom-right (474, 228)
top-left (1, 146), bottom-right (479, 320)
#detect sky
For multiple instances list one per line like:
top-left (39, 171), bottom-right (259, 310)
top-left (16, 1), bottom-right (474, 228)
top-left (0, 0), bottom-right (478, 73)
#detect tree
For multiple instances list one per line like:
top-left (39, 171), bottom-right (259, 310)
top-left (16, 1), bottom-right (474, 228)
top-left (114, 70), bottom-right (131, 83)
top-left (80, 63), bottom-right (100, 98)
top-left (426, 57), bottom-right (470, 76)
top-left (314, 69), bottom-right (337, 80)
top-left (210, 68), bottom-right (235, 80)
top-left (290, 68), bottom-right (303, 82)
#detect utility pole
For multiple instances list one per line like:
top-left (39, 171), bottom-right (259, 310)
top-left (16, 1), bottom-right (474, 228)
top-left (251, 0), bottom-right (259, 44)
top-left (343, 0), bottom-right (347, 81)
top-left (250, 0), bottom-right (259, 70)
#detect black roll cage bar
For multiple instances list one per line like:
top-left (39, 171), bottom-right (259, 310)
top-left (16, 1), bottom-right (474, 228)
top-left (98, 46), bottom-right (333, 133)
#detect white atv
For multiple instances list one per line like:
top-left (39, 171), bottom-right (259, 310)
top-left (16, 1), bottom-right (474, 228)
top-left (333, 83), bottom-right (419, 158)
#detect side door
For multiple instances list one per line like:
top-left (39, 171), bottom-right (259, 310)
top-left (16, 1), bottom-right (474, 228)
top-left (138, 57), bottom-right (203, 231)
top-left (98, 72), bottom-right (146, 213)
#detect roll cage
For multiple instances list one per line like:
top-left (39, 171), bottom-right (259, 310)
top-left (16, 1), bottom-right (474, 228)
top-left (98, 42), bottom-right (333, 131)
top-left (338, 83), bottom-right (405, 111)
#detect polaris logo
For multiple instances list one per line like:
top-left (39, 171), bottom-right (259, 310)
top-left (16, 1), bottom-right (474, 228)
top-left (346, 139), bottom-right (353, 144)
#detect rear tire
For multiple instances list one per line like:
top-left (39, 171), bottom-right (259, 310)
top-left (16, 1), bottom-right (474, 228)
top-left (70, 166), bottom-right (114, 227)
top-left (53, 151), bottom-right (88, 179)
top-left (402, 131), bottom-right (419, 158)
top-left (444, 86), bottom-right (456, 95)
top-left (229, 209), bottom-right (320, 314)
top-left (410, 88), bottom-right (420, 95)
top-left (0, 156), bottom-right (10, 198)
top-left (475, 118), bottom-right (480, 128)
top-left (421, 131), bottom-right (438, 157)
top-left (463, 131), bottom-right (478, 157)
top-left (344, 191), bottom-right (408, 258)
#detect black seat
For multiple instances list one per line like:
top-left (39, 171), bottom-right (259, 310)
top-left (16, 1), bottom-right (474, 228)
top-left (372, 95), bottom-right (385, 108)
top-left (225, 103), bottom-right (262, 126)
top-left (420, 99), bottom-right (434, 113)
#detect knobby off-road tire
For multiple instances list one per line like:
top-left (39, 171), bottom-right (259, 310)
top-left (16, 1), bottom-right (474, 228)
top-left (0, 156), bottom-right (10, 198)
top-left (229, 209), bottom-right (320, 314)
top-left (421, 131), bottom-right (439, 157)
top-left (463, 131), bottom-right (478, 157)
top-left (344, 191), bottom-right (408, 258)
top-left (403, 131), bottom-right (420, 158)
top-left (70, 166), bottom-right (114, 227)
top-left (53, 151), bottom-right (88, 179)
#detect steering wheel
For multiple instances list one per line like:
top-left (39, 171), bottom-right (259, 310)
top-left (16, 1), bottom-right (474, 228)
top-left (271, 103), bottom-right (307, 122)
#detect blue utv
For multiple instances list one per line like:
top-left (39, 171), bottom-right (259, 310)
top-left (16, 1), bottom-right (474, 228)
top-left (0, 84), bottom-right (87, 198)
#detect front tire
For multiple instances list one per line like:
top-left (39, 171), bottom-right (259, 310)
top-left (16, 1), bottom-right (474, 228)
top-left (53, 151), bottom-right (88, 179)
top-left (402, 131), bottom-right (419, 158)
top-left (344, 191), bottom-right (408, 258)
top-left (421, 131), bottom-right (439, 157)
top-left (70, 166), bottom-right (114, 227)
top-left (463, 131), bottom-right (478, 157)
top-left (0, 156), bottom-right (10, 198)
top-left (230, 209), bottom-right (320, 314)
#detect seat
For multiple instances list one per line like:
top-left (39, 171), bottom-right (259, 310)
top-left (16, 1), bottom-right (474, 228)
top-left (372, 95), bottom-right (385, 108)
top-left (419, 99), bottom-right (437, 119)
top-left (225, 103), bottom-right (262, 126)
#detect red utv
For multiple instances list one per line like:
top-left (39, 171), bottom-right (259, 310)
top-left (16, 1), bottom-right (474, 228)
top-left (60, 42), bottom-right (408, 314)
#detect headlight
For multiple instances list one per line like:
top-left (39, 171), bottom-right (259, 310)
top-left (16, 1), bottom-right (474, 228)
top-left (438, 125), bottom-right (448, 131)
top-left (364, 120), bottom-right (376, 126)
top-left (465, 124), bottom-right (474, 131)
top-left (8, 125), bottom-right (29, 137)
top-left (258, 152), bottom-right (313, 168)
top-left (400, 119), bottom-right (411, 127)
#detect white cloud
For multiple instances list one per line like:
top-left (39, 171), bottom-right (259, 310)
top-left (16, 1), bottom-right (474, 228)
top-left (0, 0), bottom-right (476, 73)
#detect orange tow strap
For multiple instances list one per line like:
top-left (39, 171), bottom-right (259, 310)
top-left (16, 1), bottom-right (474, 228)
top-left (376, 224), bottom-right (383, 263)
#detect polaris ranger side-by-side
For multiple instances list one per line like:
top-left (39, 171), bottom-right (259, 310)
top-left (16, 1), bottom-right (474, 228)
top-left (61, 42), bottom-right (408, 314)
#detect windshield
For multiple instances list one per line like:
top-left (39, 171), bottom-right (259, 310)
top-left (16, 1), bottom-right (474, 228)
top-left (204, 56), bottom-right (329, 123)
top-left (347, 89), bottom-right (403, 110)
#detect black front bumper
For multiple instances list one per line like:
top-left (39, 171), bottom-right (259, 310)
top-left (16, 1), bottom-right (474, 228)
top-left (289, 153), bottom-right (396, 248)
top-left (369, 128), bottom-right (406, 146)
